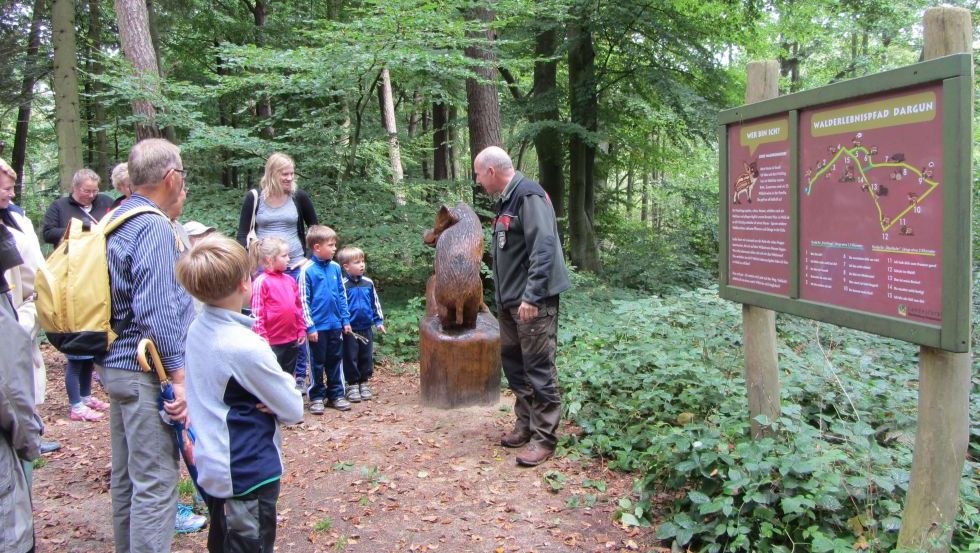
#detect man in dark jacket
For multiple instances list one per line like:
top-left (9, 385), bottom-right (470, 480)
top-left (41, 168), bottom-right (114, 245)
top-left (474, 146), bottom-right (571, 467)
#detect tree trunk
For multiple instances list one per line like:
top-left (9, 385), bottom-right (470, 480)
top-left (420, 107), bottom-right (430, 179)
top-left (464, 3), bottom-right (501, 190)
top-left (251, 0), bottom-right (274, 139)
top-left (145, 0), bottom-right (176, 142)
top-left (532, 25), bottom-right (564, 219)
top-left (11, 0), bottom-right (45, 201)
top-left (87, 0), bottom-right (109, 179)
top-left (51, 0), bottom-right (85, 191)
top-left (216, 47), bottom-right (236, 188)
top-left (897, 8), bottom-right (972, 552)
top-left (114, 0), bottom-right (162, 140)
top-left (379, 67), bottom-right (405, 199)
top-left (432, 102), bottom-right (449, 180)
top-left (448, 104), bottom-right (460, 180)
top-left (567, 16), bottom-right (600, 272)
top-left (625, 169), bottom-right (633, 217)
top-left (640, 171), bottom-right (649, 226)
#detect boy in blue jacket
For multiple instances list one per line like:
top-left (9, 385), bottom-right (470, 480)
top-left (336, 247), bottom-right (386, 403)
top-left (175, 234), bottom-right (303, 553)
top-left (299, 225), bottom-right (352, 414)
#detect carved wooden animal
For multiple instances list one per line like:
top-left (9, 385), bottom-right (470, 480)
top-left (423, 202), bottom-right (485, 330)
top-left (732, 161), bottom-right (759, 204)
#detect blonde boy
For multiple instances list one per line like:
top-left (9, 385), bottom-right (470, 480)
top-left (336, 247), bottom-right (385, 402)
top-left (176, 235), bottom-right (303, 553)
top-left (299, 225), bottom-right (352, 414)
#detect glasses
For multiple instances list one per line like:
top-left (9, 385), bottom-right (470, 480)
top-left (169, 168), bottom-right (189, 191)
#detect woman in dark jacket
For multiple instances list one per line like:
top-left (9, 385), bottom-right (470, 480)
top-left (41, 168), bottom-right (115, 246)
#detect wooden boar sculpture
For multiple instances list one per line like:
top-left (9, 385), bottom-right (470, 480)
top-left (423, 202), bottom-right (485, 331)
top-left (419, 202), bottom-right (500, 408)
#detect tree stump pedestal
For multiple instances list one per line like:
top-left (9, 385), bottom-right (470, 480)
top-left (419, 312), bottom-right (500, 408)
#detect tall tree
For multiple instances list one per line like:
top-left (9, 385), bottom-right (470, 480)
top-left (464, 3), bottom-right (501, 182)
top-left (11, 0), bottom-right (45, 200)
top-left (531, 22), bottom-right (564, 218)
top-left (85, 0), bottom-right (109, 179)
top-left (51, 0), bottom-right (84, 190)
top-left (379, 67), bottom-right (405, 199)
top-left (567, 10), bottom-right (600, 271)
top-left (432, 102), bottom-right (449, 180)
top-left (114, 0), bottom-right (162, 139)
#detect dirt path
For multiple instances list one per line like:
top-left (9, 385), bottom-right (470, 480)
top-left (32, 346), bottom-right (659, 552)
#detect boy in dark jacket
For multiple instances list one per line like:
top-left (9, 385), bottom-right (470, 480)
top-left (336, 247), bottom-right (385, 402)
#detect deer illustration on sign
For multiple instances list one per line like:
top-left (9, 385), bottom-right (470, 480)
top-left (732, 161), bottom-right (759, 204)
top-left (423, 202), bottom-right (485, 331)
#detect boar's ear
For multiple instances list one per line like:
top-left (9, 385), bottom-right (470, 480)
top-left (436, 205), bottom-right (459, 226)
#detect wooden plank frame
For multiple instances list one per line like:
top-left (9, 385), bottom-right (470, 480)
top-left (718, 54), bottom-right (973, 352)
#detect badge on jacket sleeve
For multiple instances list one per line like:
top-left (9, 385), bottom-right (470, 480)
top-left (496, 231), bottom-right (507, 249)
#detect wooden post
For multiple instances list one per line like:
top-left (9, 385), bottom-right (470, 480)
top-left (743, 60), bottom-right (781, 438)
top-left (897, 7), bottom-right (972, 552)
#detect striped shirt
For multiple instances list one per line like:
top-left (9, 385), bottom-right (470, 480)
top-left (95, 194), bottom-right (195, 373)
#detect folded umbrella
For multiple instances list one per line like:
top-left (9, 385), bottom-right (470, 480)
top-left (137, 338), bottom-right (201, 492)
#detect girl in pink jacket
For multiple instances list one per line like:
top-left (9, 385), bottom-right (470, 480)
top-left (249, 237), bottom-right (307, 377)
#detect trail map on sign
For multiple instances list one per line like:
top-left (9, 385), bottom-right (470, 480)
top-left (799, 84), bottom-right (944, 325)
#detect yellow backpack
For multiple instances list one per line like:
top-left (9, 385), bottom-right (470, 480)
top-left (35, 206), bottom-right (168, 355)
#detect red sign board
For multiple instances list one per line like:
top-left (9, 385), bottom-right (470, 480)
top-left (727, 117), bottom-right (791, 295)
top-left (799, 84), bottom-right (944, 325)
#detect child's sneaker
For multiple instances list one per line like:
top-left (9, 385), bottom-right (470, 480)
top-left (175, 502), bottom-right (207, 534)
top-left (70, 404), bottom-right (104, 422)
top-left (309, 400), bottom-right (325, 415)
top-left (346, 385), bottom-right (362, 403)
top-left (327, 397), bottom-right (351, 411)
top-left (83, 396), bottom-right (110, 411)
top-left (359, 383), bottom-right (373, 400)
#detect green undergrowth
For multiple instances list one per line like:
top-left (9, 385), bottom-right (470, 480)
top-left (557, 275), bottom-right (979, 552)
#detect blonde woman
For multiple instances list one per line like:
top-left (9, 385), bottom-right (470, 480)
top-left (235, 153), bottom-right (318, 388)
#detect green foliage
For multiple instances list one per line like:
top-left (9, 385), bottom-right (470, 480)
top-left (557, 278), bottom-right (980, 551)
top-left (176, 478), bottom-right (197, 502)
top-left (312, 516), bottom-right (333, 533)
top-left (543, 470), bottom-right (566, 493)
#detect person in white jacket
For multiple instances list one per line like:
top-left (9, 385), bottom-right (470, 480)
top-left (0, 159), bottom-right (60, 455)
top-left (0, 159), bottom-right (47, 406)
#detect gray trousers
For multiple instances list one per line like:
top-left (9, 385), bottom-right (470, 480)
top-left (98, 367), bottom-right (178, 553)
top-left (498, 297), bottom-right (561, 449)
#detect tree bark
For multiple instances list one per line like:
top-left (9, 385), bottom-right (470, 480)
top-left (464, 3), bottom-right (501, 190)
top-left (11, 0), bottom-right (45, 201)
top-left (250, 0), bottom-right (274, 139)
top-left (743, 60), bottom-right (781, 439)
top-left (532, 25), bottom-right (564, 219)
top-left (897, 7), bottom-right (972, 552)
top-left (432, 102), bottom-right (449, 180)
top-left (114, 0), bottom-right (163, 140)
top-left (567, 16), bottom-right (600, 272)
top-left (145, 0), bottom-right (176, 142)
top-left (87, 0), bottom-right (109, 179)
top-left (51, 0), bottom-right (85, 190)
top-left (448, 104), bottom-right (460, 180)
top-left (379, 67), bottom-right (405, 199)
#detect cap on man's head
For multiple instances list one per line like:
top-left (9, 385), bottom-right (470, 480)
top-left (182, 221), bottom-right (215, 237)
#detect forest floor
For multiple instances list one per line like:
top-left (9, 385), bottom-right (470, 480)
top-left (32, 345), bottom-right (665, 553)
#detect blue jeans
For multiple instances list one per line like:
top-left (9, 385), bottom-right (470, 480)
top-left (308, 329), bottom-right (344, 402)
top-left (65, 356), bottom-right (95, 405)
top-left (285, 265), bottom-right (309, 380)
top-left (343, 327), bottom-right (374, 385)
